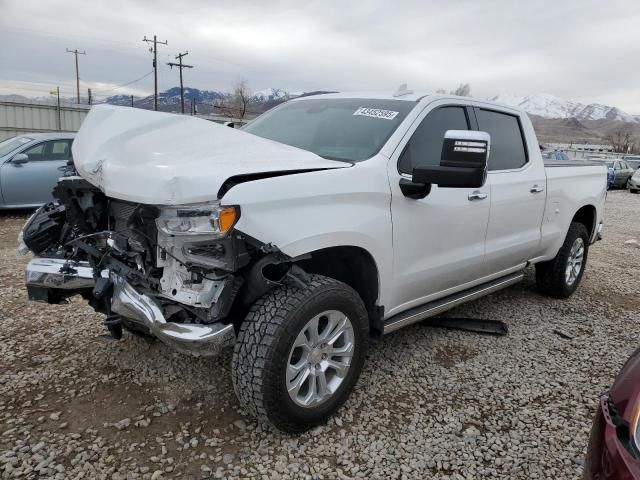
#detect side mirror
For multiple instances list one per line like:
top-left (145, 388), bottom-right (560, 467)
top-left (413, 130), bottom-right (490, 188)
top-left (11, 153), bottom-right (29, 165)
top-left (224, 121), bottom-right (235, 128)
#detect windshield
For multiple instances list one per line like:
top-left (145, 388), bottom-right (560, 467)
top-left (0, 136), bottom-right (32, 157)
top-left (243, 98), bottom-right (416, 162)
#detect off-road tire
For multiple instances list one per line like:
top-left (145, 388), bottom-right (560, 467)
top-left (232, 274), bottom-right (368, 433)
top-left (535, 222), bottom-right (590, 298)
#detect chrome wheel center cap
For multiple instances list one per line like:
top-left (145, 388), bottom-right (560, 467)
top-left (310, 347), bottom-right (323, 364)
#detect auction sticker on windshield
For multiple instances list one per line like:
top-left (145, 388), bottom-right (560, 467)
top-left (353, 107), bottom-right (399, 120)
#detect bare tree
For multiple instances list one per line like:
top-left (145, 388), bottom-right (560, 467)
top-left (216, 79), bottom-right (255, 119)
top-left (606, 129), bottom-right (637, 153)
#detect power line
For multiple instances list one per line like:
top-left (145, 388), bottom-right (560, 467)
top-left (65, 48), bottom-right (86, 104)
top-left (142, 35), bottom-right (168, 111)
top-left (91, 71), bottom-right (154, 95)
top-left (167, 51), bottom-right (193, 114)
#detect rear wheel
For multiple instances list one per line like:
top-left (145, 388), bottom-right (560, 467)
top-left (232, 274), bottom-right (368, 432)
top-left (536, 222), bottom-right (590, 298)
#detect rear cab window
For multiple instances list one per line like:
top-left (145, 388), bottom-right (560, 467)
top-left (475, 109), bottom-right (528, 171)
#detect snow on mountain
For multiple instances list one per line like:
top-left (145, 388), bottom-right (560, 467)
top-left (489, 93), bottom-right (638, 123)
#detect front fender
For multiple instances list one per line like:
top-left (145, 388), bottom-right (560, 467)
top-left (222, 156), bottom-right (393, 306)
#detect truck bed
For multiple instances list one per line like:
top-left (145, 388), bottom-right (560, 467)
top-left (535, 160), bottom-right (607, 262)
top-left (544, 159), bottom-right (604, 168)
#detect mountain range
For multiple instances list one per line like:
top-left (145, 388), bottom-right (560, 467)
top-left (103, 86), bottom-right (314, 114)
top-left (3, 88), bottom-right (639, 144)
top-left (489, 93), bottom-right (639, 124)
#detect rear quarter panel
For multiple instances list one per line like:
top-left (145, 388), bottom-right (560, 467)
top-left (534, 164), bottom-right (607, 262)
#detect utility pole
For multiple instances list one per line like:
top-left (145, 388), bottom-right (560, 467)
top-left (65, 48), bottom-right (86, 104)
top-left (167, 51), bottom-right (193, 114)
top-left (56, 87), bottom-right (61, 130)
top-left (142, 35), bottom-right (168, 111)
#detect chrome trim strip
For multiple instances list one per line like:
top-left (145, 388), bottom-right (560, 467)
top-left (25, 258), bottom-right (94, 290)
top-left (383, 272), bottom-right (524, 334)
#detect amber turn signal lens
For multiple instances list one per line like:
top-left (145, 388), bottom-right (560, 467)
top-left (218, 206), bottom-right (238, 233)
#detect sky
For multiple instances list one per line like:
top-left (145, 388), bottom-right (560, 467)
top-left (1, 0), bottom-right (640, 111)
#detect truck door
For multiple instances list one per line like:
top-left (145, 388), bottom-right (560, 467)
top-left (386, 101), bottom-right (491, 316)
top-left (474, 107), bottom-right (546, 274)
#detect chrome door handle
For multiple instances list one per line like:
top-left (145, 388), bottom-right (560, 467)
top-left (530, 185), bottom-right (545, 193)
top-left (468, 191), bottom-right (487, 201)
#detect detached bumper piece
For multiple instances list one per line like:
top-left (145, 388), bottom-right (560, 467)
top-left (25, 258), bottom-right (94, 303)
top-left (25, 257), bottom-right (236, 357)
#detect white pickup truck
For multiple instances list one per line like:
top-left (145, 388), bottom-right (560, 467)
top-left (20, 92), bottom-right (606, 432)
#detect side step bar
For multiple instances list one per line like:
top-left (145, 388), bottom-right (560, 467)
top-left (383, 272), bottom-right (524, 334)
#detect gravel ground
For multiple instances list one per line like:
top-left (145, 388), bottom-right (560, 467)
top-left (1, 190), bottom-right (639, 480)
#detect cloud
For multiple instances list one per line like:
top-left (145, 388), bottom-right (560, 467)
top-left (1, 0), bottom-right (640, 111)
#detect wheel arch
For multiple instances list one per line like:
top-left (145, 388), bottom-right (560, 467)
top-left (294, 245), bottom-right (383, 335)
top-left (571, 204), bottom-right (597, 239)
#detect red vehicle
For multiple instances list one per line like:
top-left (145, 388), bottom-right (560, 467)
top-left (584, 348), bottom-right (640, 479)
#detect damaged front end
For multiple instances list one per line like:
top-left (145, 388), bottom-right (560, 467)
top-left (21, 177), bottom-right (291, 357)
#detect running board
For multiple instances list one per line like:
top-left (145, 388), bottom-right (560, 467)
top-left (383, 272), bottom-right (524, 334)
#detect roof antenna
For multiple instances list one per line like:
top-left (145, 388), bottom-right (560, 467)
top-left (393, 83), bottom-right (413, 97)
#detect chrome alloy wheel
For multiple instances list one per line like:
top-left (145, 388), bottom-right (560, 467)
top-left (565, 237), bottom-right (585, 286)
top-left (286, 310), bottom-right (355, 408)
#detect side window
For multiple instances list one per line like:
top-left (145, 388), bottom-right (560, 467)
top-left (22, 143), bottom-right (46, 161)
top-left (620, 161), bottom-right (629, 170)
top-left (614, 162), bottom-right (621, 170)
top-left (476, 109), bottom-right (528, 171)
top-left (398, 106), bottom-right (469, 174)
top-left (48, 140), bottom-right (72, 160)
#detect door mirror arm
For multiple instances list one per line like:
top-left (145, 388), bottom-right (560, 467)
top-left (399, 178), bottom-right (431, 199)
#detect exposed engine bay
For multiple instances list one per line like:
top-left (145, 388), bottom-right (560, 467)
top-left (21, 176), bottom-right (301, 356)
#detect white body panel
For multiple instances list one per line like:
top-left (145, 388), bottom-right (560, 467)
top-left (383, 98), bottom-right (490, 316)
top-left (532, 164), bottom-right (606, 262)
top-left (482, 112), bottom-right (547, 274)
top-left (222, 155), bottom-right (395, 307)
top-left (72, 105), bottom-right (345, 205)
top-left (70, 94), bottom-right (607, 323)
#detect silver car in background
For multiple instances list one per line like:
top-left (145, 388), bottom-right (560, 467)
top-left (628, 167), bottom-right (640, 193)
top-left (0, 133), bottom-right (75, 209)
top-left (594, 159), bottom-right (635, 189)
top-left (622, 155), bottom-right (640, 171)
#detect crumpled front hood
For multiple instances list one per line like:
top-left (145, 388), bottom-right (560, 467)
top-left (72, 105), bottom-right (347, 205)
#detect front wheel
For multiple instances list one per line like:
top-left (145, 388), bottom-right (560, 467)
top-left (536, 222), bottom-right (590, 298)
top-left (232, 274), bottom-right (368, 432)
